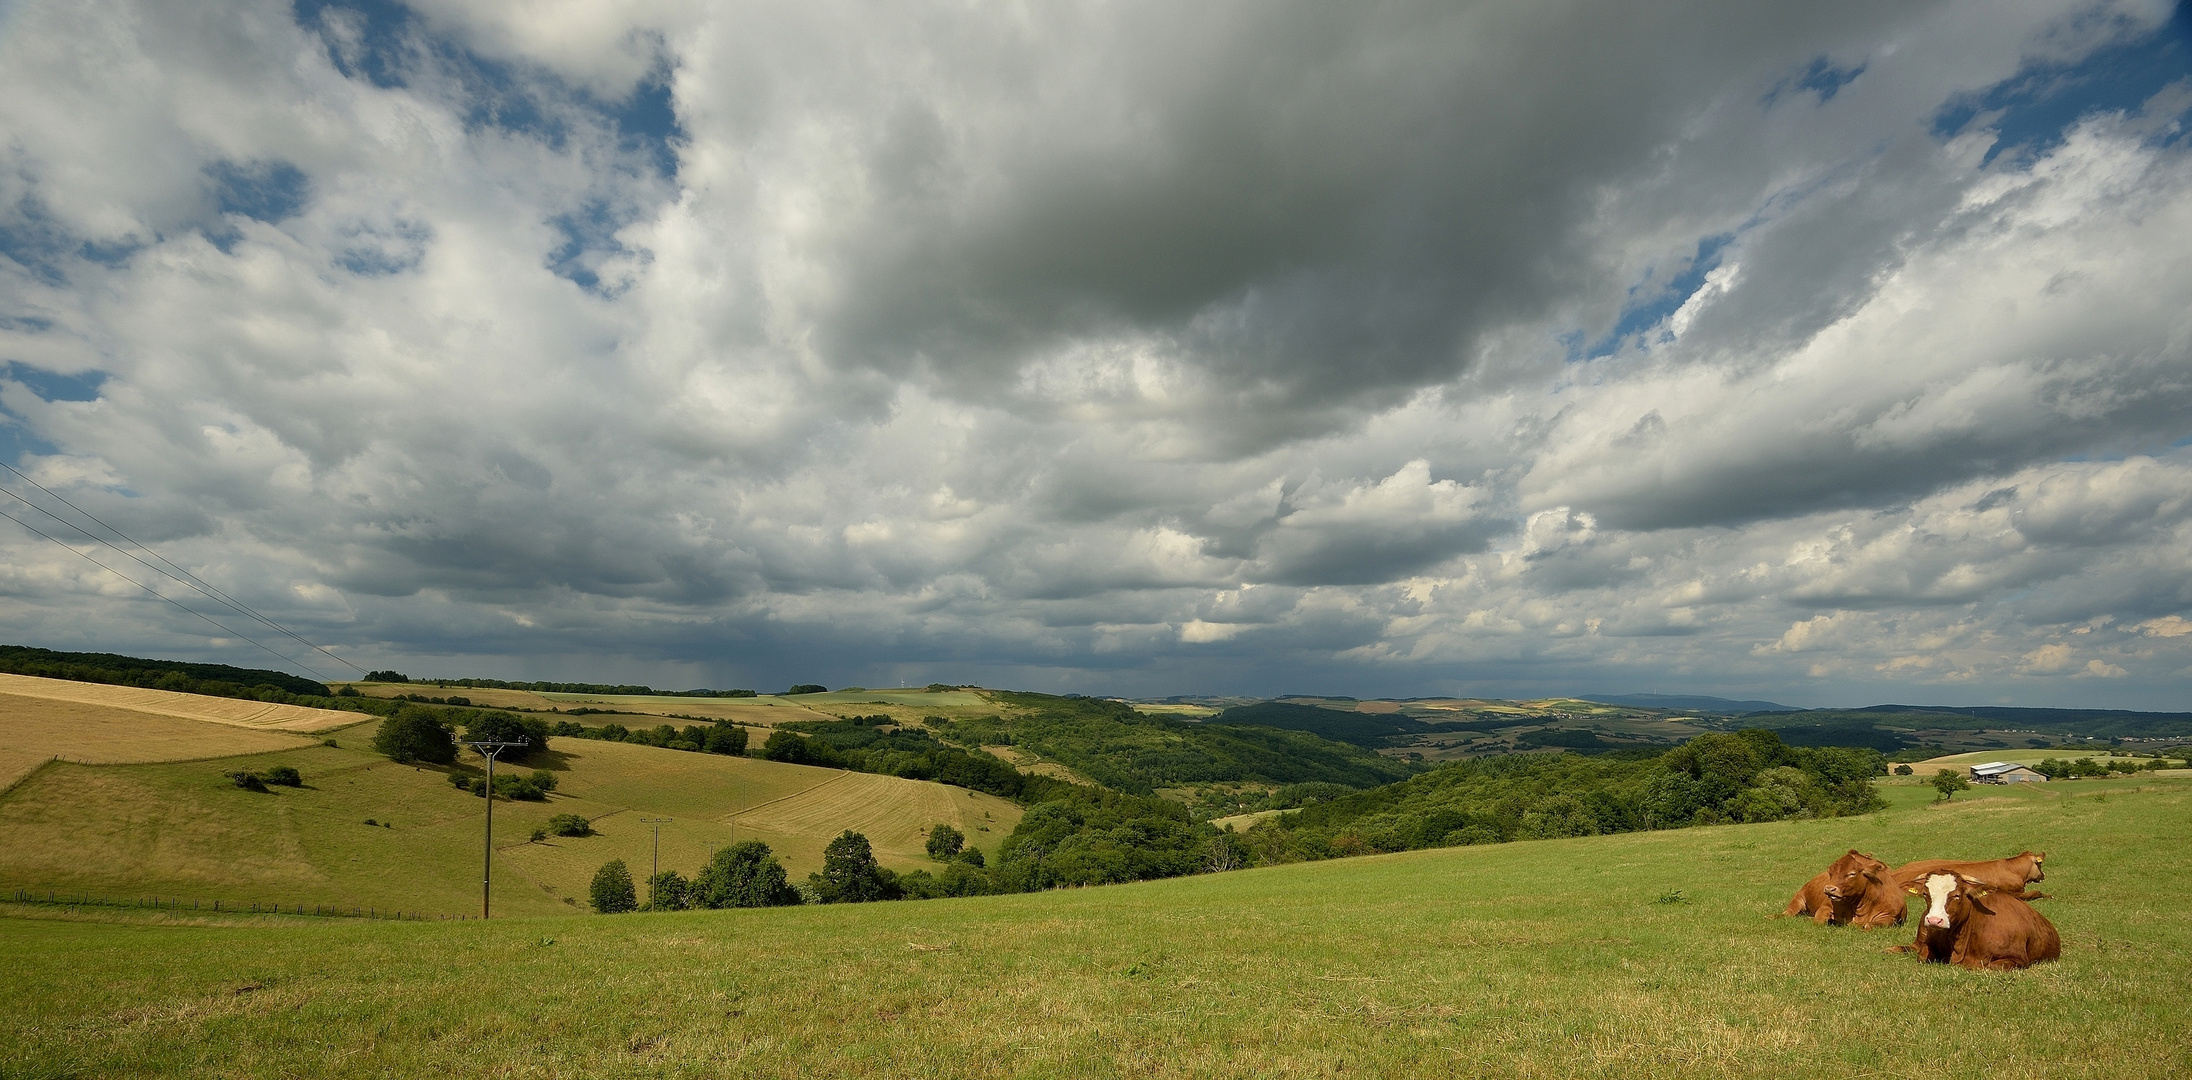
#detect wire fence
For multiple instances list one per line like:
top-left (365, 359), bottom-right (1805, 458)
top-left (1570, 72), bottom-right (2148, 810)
top-left (7, 888), bottom-right (473, 921)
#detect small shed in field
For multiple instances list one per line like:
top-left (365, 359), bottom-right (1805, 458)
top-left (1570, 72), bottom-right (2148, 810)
top-left (1969, 761), bottom-right (2047, 784)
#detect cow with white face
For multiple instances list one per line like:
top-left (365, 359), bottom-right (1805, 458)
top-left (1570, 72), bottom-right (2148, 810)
top-left (1893, 871), bottom-right (2061, 971)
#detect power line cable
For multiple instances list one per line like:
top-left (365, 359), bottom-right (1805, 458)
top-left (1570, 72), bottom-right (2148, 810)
top-left (0, 500), bottom-right (338, 682)
top-left (0, 462), bottom-right (366, 675)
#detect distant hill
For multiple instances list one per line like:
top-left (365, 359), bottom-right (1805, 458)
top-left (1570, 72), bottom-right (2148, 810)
top-left (0, 644), bottom-right (331, 698)
top-left (936, 692), bottom-right (1421, 794)
top-left (1205, 701), bottom-right (1420, 747)
top-left (1766, 705), bottom-right (2192, 740)
top-left (1579, 693), bottom-right (1798, 713)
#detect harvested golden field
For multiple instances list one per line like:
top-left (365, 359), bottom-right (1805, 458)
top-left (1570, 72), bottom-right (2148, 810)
top-left (0, 673), bottom-right (359, 732)
top-left (730, 769), bottom-right (1018, 861)
top-left (0, 689), bottom-right (332, 791)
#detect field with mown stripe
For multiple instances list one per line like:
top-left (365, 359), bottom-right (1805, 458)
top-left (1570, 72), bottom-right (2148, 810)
top-left (3, 772), bottom-right (2185, 1078)
top-left (0, 734), bottom-right (1021, 917)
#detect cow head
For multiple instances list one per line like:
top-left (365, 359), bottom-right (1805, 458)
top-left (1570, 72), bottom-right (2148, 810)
top-left (1904, 871), bottom-right (1991, 930)
top-left (1822, 849), bottom-right (1888, 903)
top-left (2016, 851), bottom-right (2046, 884)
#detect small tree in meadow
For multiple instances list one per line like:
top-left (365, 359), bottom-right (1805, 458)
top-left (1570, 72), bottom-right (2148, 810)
top-left (1931, 769), bottom-right (1970, 802)
top-left (591, 859), bottom-right (637, 913)
top-left (811, 830), bottom-right (900, 903)
top-left (926, 823), bottom-right (966, 861)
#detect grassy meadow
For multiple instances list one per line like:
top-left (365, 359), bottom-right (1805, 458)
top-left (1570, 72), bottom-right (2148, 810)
top-left (4, 772), bottom-right (2186, 1078)
top-left (0, 737), bottom-right (1022, 918)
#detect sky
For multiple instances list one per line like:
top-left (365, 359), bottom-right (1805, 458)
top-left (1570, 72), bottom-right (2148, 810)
top-left (2, 0), bottom-right (2191, 707)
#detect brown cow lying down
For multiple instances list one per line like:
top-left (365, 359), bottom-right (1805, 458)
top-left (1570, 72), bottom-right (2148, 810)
top-left (1890, 851), bottom-right (2046, 898)
top-left (1781, 849), bottom-right (1905, 928)
top-left (1889, 871), bottom-right (2061, 971)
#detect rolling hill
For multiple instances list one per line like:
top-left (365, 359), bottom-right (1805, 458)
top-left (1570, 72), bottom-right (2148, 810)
top-left (0, 732), bottom-right (1022, 917)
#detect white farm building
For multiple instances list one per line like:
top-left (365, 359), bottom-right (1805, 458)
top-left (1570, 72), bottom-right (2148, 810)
top-left (1969, 762), bottom-right (2048, 784)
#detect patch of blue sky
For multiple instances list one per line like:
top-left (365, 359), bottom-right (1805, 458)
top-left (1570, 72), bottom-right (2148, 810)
top-left (0, 364), bottom-right (103, 469)
top-left (546, 200), bottom-right (638, 294)
top-left (1761, 55), bottom-right (1867, 109)
top-left (1577, 231), bottom-right (1736, 360)
top-left (1, 363), bottom-right (105, 402)
top-left (0, 199), bottom-right (76, 287)
top-left (295, 0), bottom-right (685, 179)
top-left (1935, 3), bottom-right (2192, 166)
top-left (208, 160), bottom-right (311, 223)
top-left (3, 199), bottom-right (139, 278)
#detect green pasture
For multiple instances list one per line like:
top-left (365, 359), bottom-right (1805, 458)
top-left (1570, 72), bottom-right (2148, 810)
top-left (5, 774), bottom-right (2186, 1078)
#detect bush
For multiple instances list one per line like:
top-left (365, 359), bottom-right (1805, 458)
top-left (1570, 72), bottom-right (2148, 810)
top-left (926, 823), bottom-right (966, 861)
top-left (784, 684), bottom-right (827, 695)
top-left (372, 709), bottom-right (457, 765)
top-left (547, 813), bottom-right (593, 837)
top-left (645, 870), bottom-right (693, 911)
top-left (590, 860), bottom-right (637, 914)
top-left (898, 860), bottom-right (999, 899)
top-left (810, 830), bottom-right (900, 903)
top-left (261, 765), bottom-right (301, 787)
top-left (366, 670), bottom-right (410, 683)
top-left (705, 724), bottom-right (750, 756)
top-left (529, 827), bottom-right (547, 842)
top-left (229, 771), bottom-right (268, 792)
top-left (1893, 764), bottom-right (1914, 776)
top-left (693, 841), bottom-right (803, 908)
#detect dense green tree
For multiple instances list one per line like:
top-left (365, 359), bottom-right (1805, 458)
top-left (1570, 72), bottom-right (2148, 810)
top-left (371, 709), bottom-right (456, 765)
top-left (460, 712), bottom-right (551, 761)
top-left (762, 729), bottom-right (844, 767)
top-left (811, 830), bottom-right (900, 903)
top-left (705, 723), bottom-right (750, 756)
top-left (693, 841), bottom-right (802, 908)
top-left (590, 859), bottom-right (637, 913)
top-left (926, 823), bottom-right (966, 861)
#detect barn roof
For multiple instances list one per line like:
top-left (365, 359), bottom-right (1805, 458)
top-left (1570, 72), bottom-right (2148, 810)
top-left (1970, 761), bottom-right (2027, 776)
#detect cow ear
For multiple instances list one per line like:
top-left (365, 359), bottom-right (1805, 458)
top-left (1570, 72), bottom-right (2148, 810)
top-left (1966, 883), bottom-right (1990, 897)
top-left (1902, 880), bottom-right (1924, 895)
